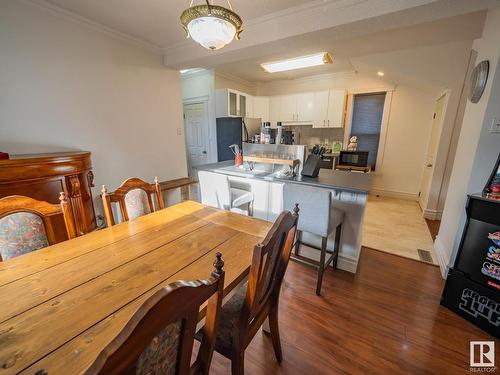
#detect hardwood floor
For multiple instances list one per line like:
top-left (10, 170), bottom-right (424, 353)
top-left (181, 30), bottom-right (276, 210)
top-left (202, 247), bottom-right (498, 374)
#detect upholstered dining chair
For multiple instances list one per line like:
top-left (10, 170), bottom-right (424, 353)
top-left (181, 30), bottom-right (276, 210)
top-left (101, 177), bottom-right (164, 226)
top-left (283, 184), bottom-right (344, 296)
top-left (196, 205), bottom-right (299, 375)
top-left (0, 194), bottom-right (77, 261)
top-left (84, 253), bottom-right (225, 375)
top-left (198, 171), bottom-right (254, 216)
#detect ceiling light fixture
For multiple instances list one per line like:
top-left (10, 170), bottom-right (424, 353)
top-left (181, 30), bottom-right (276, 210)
top-left (261, 52), bottom-right (333, 73)
top-left (377, 71), bottom-right (385, 76)
top-left (180, 0), bottom-right (243, 51)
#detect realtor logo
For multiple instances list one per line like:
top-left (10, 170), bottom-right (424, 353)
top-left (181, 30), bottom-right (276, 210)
top-left (470, 341), bottom-right (495, 369)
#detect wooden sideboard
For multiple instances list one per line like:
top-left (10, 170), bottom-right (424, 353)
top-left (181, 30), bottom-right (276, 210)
top-left (0, 151), bottom-right (97, 241)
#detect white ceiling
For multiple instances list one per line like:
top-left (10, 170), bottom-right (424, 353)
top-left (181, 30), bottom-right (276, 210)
top-left (33, 0), bottom-right (500, 84)
top-left (41, 0), bottom-right (315, 48)
top-left (211, 10), bottom-right (487, 82)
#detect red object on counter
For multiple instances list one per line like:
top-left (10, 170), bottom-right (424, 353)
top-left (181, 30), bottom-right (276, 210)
top-left (0, 152), bottom-right (9, 160)
top-left (235, 152), bottom-right (243, 167)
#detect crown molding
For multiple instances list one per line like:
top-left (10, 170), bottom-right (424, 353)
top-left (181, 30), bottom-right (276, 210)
top-left (214, 71), bottom-right (258, 89)
top-left (26, 0), bottom-right (163, 54)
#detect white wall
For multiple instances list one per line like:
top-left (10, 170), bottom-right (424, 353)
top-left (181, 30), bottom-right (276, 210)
top-left (215, 73), bottom-right (257, 95)
top-left (435, 7), bottom-right (500, 276)
top-left (256, 72), bottom-right (436, 198)
top-left (180, 70), bottom-right (218, 163)
top-left (0, 0), bottom-right (188, 212)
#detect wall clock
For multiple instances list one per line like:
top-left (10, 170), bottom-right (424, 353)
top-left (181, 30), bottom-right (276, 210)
top-left (468, 60), bottom-right (489, 103)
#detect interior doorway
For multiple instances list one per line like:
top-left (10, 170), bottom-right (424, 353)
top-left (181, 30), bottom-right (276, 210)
top-left (183, 100), bottom-right (210, 176)
top-left (419, 93), bottom-right (447, 211)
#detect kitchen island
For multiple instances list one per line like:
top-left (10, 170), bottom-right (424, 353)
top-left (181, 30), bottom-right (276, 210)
top-left (196, 160), bottom-right (373, 273)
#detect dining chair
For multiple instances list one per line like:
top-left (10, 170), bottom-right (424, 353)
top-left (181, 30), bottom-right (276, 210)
top-left (196, 205), bottom-right (299, 375)
top-left (101, 177), bottom-right (164, 226)
top-left (84, 252), bottom-right (225, 375)
top-left (198, 171), bottom-right (254, 216)
top-left (0, 194), bottom-right (77, 261)
top-left (283, 184), bottom-right (344, 295)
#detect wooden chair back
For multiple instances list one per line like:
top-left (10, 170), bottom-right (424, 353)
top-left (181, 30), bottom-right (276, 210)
top-left (101, 177), bottom-right (164, 226)
top-left (242, 205), bottom-right (299, 334)
top-left (0, 194), bottom-right (77, 261)
top-left (84, 253), bottom-right (225, 375)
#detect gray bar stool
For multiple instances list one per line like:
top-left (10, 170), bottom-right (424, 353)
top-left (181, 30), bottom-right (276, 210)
top-left (283, 184), bottom-right (344, 295)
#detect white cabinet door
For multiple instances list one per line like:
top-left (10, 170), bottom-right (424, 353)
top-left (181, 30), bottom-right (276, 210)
top-left (327, 90), bottom-right (346, 128)
top-left (279, 94), bottom-right (297, 122)
top-left (313, 91), bottom-right (329, 128)
top-left (245, 95), bottom-right (254, 118)
top-left (229, 90), bottom-right (238, 117)
top-left (269, 96), bottom-right (281, 127)
top-left (253, 96), bottom-right (269, 122)
top-left (296, 92), bottom-right (315, 122)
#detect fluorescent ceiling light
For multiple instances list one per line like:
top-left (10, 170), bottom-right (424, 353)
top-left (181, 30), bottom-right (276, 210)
top-left (377, 71), bottom-right (385, 76)
top-left (179, 68), bottom-right (205, 75)
top-left (261, 52), bottom-right (333, 73)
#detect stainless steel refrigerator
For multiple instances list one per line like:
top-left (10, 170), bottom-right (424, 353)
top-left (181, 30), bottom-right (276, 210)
top-left (216, 117), bottom-right (261, 161)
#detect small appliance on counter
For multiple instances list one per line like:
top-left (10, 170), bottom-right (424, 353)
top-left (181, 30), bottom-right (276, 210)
top-left (335, 151), bottom-right (371, 173)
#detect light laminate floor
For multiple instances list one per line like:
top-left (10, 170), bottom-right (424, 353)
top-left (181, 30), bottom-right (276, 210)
top-left (363, 195), bottom-right (438, 264)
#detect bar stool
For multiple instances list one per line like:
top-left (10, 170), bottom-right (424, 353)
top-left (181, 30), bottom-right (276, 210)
top-left (283, 184), bottom-right (344, 295)
top-left (198, 171), bottom-right (254, 216)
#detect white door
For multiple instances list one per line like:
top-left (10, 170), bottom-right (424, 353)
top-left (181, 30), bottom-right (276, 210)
top-left (313, 91), bottom-right (329, 128)
top-left (183, 102), bottom-right (209, 170)
top-left (327, 90), bottom-right (346, 128)
top-left (419, 94), bottom-right (446, 210)
top-left (296, 92), bottom-right (315, 122)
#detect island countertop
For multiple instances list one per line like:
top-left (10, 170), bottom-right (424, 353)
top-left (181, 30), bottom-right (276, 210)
top-left (195, 160), bottom-right (373, 194)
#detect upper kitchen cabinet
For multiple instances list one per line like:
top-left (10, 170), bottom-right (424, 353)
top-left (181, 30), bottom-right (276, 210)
top-left (313, 91), bottom-right (329, 128)
top-left (327, 90), bottom-right (346, 128)
top-left (278, 92), bottom-right (315, 124)
top-left (296, 93), bottom-right (315, 122)
top-left (312, 90), bottom-right (346, 128)
top-left (215, 88), bottom-right (254, 118)
top-left (279, 94), bottom-right (297, 122)
top-left (253, 96), bottom-right (270, 123)
top-left (269, 96), bottom-right (281, 127)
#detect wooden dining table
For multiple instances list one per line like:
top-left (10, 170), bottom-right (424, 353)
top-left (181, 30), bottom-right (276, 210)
top-left (0, 200), bottom-right (272, 375)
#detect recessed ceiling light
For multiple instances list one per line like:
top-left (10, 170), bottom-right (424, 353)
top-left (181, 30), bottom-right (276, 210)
top-left (261, 52), bottom-right (333, 73)
top-left (377, 71), bottom-right (385, 76)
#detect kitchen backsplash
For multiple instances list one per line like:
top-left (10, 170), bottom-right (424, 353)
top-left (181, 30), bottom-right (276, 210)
top-left (283, 125), bottom-right (344, 146)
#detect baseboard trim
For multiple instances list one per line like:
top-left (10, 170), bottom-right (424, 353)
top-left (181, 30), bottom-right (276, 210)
top-left (298, 245), bottom-right (358, 274)
top-left (337, 254), bottom-right (358, 273)
top-left (434, 235), bottom-right (450, 279)
top-left (370, 189), bottom-right (419, 201)
top-left (423, 209), bottom-right (443, 220)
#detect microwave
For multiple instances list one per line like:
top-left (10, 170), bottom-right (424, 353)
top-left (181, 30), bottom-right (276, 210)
top-left (338, 151), bottom-right (369, 167)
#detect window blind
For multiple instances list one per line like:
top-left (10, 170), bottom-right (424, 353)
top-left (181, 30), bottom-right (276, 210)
top-left (350, 93), bottom-right (386, 170)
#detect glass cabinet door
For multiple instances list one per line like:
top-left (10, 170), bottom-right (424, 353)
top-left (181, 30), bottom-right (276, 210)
top-left (229, 91), bottom-right (238, 116)
top-left (239, 95), bottom-right (246, 117)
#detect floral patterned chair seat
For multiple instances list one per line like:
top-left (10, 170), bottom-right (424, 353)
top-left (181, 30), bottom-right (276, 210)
top-left (124, 188), bottom-right (152, 220)
top-left (135, 320), bottom-right (181, 375)
top-left (0, 212), bottom-right (49, 261)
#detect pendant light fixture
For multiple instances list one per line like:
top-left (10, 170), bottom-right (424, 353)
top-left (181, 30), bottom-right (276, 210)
top-left (180, 0), bottom-right (243, 51)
